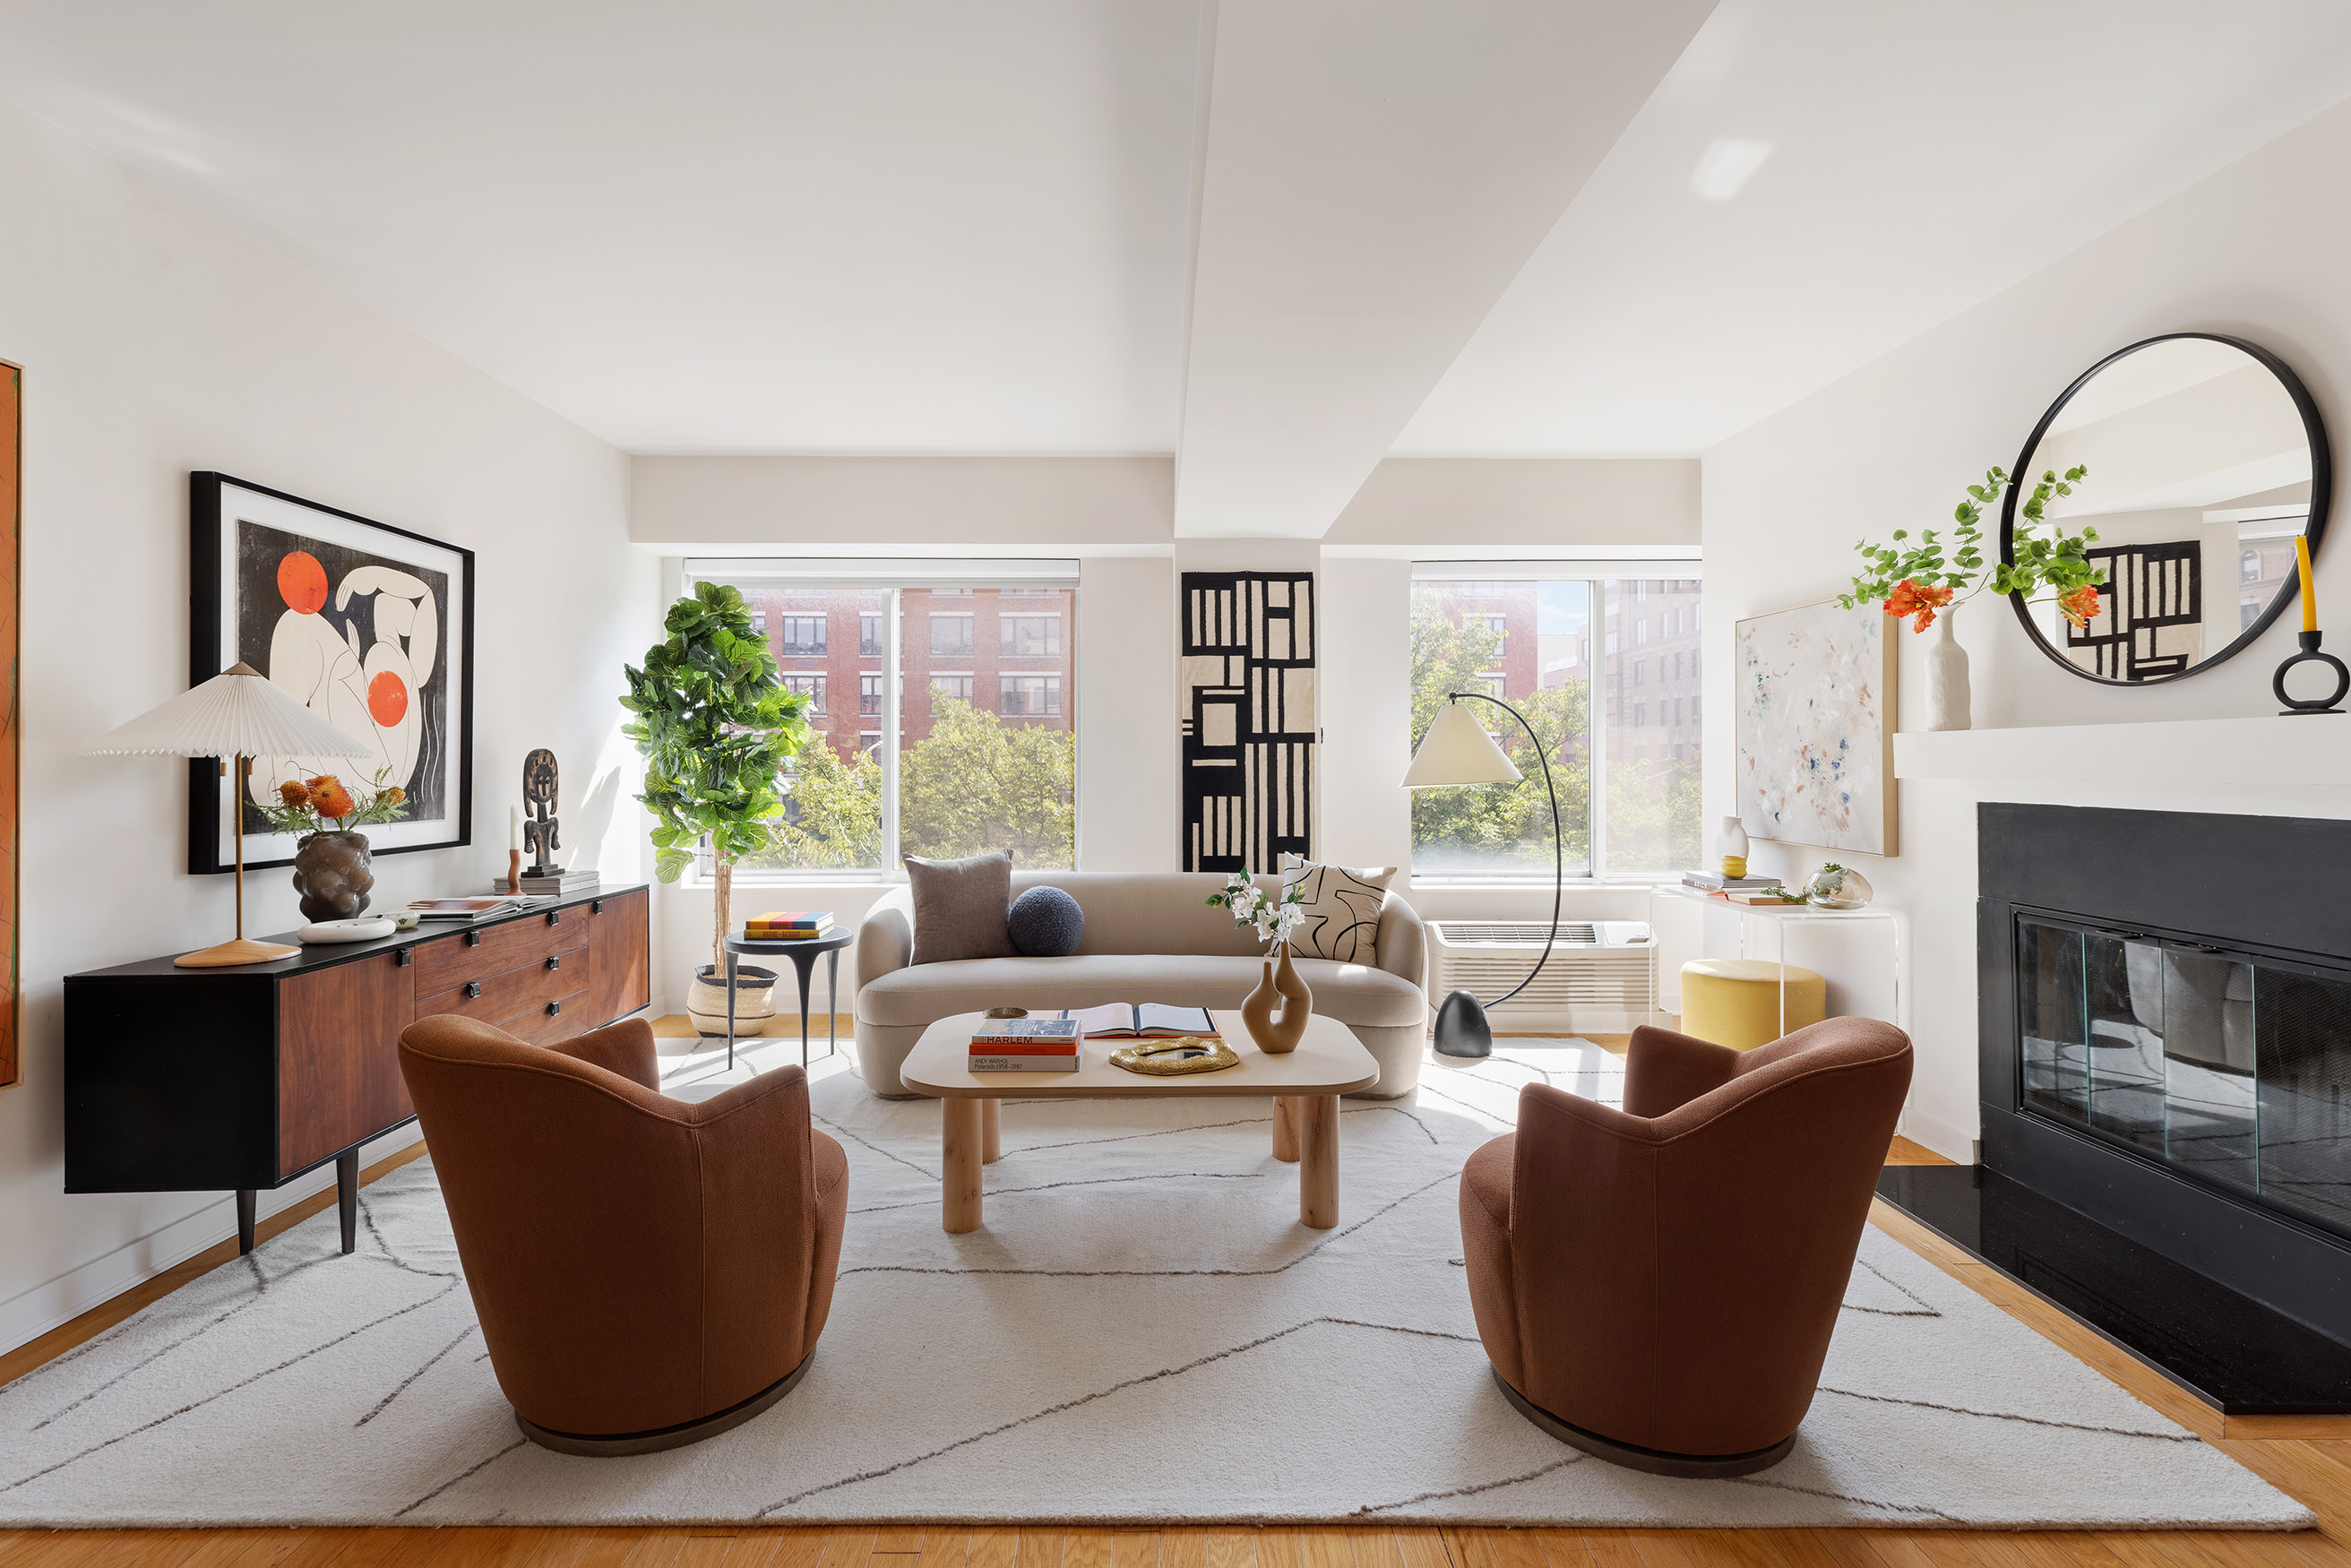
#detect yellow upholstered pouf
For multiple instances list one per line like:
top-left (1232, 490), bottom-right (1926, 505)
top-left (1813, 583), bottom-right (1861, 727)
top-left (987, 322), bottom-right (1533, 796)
top-left (1678, 958), bottom-right (1828, 1051)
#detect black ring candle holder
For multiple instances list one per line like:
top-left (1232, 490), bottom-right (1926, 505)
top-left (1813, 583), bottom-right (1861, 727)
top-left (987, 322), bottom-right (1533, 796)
top-left (2276, 629), bottom-right (2350, 715)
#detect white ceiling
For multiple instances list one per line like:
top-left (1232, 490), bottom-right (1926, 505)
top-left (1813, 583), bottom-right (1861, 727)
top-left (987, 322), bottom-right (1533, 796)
top-left (4, 1), bottom-right (2351, 531)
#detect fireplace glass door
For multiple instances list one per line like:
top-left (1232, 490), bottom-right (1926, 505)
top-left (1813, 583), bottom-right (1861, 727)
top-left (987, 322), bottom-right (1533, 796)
top-left (2017, 915), bottom-right (2351, 1236)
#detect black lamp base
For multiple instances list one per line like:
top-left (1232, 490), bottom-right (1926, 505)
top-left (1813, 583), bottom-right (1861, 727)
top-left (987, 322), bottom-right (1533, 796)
top-left (1433, 989), bottom-right (1494, 1059)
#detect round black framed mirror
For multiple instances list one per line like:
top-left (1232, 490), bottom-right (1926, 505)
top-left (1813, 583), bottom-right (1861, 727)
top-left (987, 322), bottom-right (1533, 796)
top-left (2002, 332), bottom-right (2331, 685)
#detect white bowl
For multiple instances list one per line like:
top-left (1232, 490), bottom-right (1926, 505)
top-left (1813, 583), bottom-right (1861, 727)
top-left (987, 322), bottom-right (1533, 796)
top-left (297, 918), bottom-right (397, 944)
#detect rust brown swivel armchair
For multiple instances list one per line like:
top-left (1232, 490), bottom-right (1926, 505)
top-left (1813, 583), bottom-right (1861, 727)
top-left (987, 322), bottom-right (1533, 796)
top-left (399, 1014), bottom-right (848, 1455)
top-left (1459, 1016), bottom-right (1911, 1477)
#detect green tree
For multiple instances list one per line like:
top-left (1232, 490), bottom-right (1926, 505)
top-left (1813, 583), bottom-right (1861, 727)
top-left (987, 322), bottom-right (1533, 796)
top-left (760, 735), bottom-right (883, 870)
top-left (900, 694), bottom-right (1075, 866)
top-left (622, 582), bottom-right (811, 974)
top-left (1408, 603), bottom-right (1590, 874)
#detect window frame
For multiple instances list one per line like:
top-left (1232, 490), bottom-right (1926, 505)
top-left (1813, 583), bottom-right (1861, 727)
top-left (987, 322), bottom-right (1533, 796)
top-left (1409, 564), bottom-right (1702, 888)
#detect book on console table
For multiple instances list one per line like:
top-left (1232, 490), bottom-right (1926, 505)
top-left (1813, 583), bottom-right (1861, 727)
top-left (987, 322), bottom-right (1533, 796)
top-left (496, 869), bottom-right (599, 896)
top-left (1055, 1003), bottom-right (1217, 1038)
top-left (1681, 873), bottom-right (1782, 892)
top-left (744, 910), bottom-right (835, 939)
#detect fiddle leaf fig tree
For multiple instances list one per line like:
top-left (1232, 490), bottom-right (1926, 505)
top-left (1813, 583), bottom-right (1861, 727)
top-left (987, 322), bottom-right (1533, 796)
top-left (621, 582), bottom-right (812, 978)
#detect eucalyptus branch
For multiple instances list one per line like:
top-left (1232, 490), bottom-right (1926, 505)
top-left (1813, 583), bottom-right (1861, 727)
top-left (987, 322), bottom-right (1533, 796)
top-left (1835, 464), bottom-right (2106, 630)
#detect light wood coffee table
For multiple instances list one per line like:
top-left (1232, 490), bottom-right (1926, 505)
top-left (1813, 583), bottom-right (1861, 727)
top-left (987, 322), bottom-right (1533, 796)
top-left (899, 1009), bottom-right (1380, 1235)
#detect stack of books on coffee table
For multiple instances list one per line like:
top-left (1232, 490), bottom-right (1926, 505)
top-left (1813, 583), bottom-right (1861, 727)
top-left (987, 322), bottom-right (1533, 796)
top-left (969, 1017), bottom-right (1083, 1072)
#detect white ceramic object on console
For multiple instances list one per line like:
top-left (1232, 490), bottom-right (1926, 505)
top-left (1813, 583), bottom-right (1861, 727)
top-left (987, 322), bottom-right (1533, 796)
top-left (298, 918), bottom-right (396, 944)
top-left (1923, 608), bottom-right (1971, 731)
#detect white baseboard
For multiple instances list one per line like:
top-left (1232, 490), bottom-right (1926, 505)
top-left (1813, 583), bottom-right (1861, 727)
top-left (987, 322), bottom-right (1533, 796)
top-left (0, 1124), bottom-right (426, 1361)
top-left (1899, 1103), bottom-right (1980, 1165)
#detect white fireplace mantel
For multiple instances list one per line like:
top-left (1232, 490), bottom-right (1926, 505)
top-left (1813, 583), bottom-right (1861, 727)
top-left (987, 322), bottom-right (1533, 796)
top-left (1892, 715), bottom-right (2351, 787)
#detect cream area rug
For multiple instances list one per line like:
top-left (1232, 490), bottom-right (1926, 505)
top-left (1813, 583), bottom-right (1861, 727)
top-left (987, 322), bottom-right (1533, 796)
top-left (0, 1041), bottom-right (2312, 1529)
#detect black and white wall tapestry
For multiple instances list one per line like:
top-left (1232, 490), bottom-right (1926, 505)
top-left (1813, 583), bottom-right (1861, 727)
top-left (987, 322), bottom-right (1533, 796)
top-left (2065, 540), bottom-right (2203, 681)
top-left (190, 473), bottom-right (475, 873)
top-left (1180, 572), bottom-right (1315, 873)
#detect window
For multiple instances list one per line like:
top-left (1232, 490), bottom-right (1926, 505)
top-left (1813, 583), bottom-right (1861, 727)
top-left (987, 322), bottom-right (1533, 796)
top-left (930, 614), bottom-right (975, 658)
top-left (1484, 613), bottom-right (1508, 641)
top-left (777, 615), bottom-right (826, 656)
top-left (684, 573), bottom-right (1078, 878)
top-left (749, 610), bottom-right (768, 634)
top-left (1409, 572), bottom-right (1701, 881)
top-left (1000, 674), bottom-right (1063, 716)
top-left (1000, 615), bottom-right (1062, 657)
top-left (781, 674), bottom-right (825, 714)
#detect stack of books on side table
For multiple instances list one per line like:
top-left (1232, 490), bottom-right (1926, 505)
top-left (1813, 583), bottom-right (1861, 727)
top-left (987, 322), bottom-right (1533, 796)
top-left (745, 911), bottom-right (835, 940)
top-left (1681, 872), bottom-right (1783, 894)
top-left (969, 1018), bottom-right (1083, 1072)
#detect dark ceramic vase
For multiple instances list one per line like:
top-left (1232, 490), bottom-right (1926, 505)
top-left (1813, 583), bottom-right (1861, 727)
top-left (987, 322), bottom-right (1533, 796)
top-left (293, 830), bottom-right (375, 921)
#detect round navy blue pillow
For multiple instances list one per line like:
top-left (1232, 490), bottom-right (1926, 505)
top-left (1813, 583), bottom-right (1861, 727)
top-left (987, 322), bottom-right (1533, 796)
top-left (1007, 885), bottom-right (1085, 957)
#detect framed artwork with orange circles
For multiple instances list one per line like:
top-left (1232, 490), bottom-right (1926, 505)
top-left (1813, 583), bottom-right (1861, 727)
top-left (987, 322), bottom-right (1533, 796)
top-left (189, 473), bottom-right (474, 874)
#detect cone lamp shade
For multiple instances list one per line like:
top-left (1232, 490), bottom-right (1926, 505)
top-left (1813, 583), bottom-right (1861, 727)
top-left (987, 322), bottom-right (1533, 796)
top-left (87, 663), bottom-right (372, 968)
top-left (1400, 700), bottom-right (1523, 788)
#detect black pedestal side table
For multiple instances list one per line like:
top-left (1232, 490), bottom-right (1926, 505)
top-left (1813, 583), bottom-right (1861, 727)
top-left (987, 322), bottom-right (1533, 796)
top-left (723, 927), bottom-right (856, 1071)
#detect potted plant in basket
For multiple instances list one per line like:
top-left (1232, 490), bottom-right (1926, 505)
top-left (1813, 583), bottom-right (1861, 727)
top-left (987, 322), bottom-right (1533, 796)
top-left (1838, 464), bottom-right (2105, 731)
top-left (623, 582), bottom-right (813, 1037)
top-left (255, 769), bottom-right (409, 920)
top-left (1208, 869), bottom-right (1311, 1054)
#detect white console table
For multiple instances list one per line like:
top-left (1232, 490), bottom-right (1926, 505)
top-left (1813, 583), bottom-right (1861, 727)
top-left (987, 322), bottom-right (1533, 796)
top-left (1648, 883), bottom-right (1904, 1039)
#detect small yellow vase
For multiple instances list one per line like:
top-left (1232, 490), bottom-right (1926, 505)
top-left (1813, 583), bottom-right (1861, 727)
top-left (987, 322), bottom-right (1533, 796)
top-left (1720, 855), bottom-right (1748, 879)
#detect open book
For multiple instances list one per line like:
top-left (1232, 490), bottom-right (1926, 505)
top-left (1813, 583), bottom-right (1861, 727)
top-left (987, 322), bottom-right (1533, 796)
top-left (1057, 1003), bottom-right (1218, 1038)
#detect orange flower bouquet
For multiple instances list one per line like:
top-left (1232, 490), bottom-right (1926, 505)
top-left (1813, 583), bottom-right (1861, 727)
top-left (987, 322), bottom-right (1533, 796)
top-left (1838, 464), bottom-right (2106, 630)
top-left (256, 766), bottom-right (410, 835)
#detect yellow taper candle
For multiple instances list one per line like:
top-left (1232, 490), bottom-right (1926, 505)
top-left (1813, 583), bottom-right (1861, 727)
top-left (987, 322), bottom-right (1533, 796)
top-left (2299, 534), bottom-right (2319, 633)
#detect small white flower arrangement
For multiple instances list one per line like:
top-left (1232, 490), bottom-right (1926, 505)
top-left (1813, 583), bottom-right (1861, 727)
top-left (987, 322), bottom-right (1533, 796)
top-left (1206, 868), bottom-right (1306, 952)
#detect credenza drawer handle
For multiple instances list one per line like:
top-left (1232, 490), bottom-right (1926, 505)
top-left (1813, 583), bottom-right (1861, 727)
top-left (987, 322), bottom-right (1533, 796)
top-left (546, 1001), bottom-right (562, 1017)
top-left (591, 900), bottom-right (604, 914)
top-left (464, 982), bottom-right (482, 999)
top-left (546, 955), bottom-right (561, 971)
top-left (547, 910), bottom-right (562, 926)
top-left (465, 930), bottom-right (483, 948)
top-left (395, 947), bottom-right (411, 968)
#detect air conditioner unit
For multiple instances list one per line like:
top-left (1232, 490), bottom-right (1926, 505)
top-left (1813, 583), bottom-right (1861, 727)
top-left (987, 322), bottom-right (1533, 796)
top-left (1426, 920), bottom-right (1656, 1036)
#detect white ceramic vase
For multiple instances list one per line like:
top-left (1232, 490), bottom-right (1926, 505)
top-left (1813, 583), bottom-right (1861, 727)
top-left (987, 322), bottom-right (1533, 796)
top-left (1924, 607), bottom-right (1971, 731)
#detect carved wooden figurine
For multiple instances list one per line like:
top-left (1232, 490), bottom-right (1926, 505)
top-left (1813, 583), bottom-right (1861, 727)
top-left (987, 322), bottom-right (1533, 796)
top-left (522, 747), bottom-right (561, 874)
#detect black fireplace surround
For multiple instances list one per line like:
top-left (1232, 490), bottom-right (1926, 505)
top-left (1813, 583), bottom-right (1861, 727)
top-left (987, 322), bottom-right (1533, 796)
top-left (1975, 802), bottom-right (2351, 1355)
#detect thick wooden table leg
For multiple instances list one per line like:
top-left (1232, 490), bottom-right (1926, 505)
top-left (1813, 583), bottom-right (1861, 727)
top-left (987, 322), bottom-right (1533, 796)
top-left (943, 1098), bottom-right (985, 1234)
top-left (1272, 1095), bottom-right (1300, 1162)
top-left (1299, 1093), bottom-right (1339, 1229)
top-left (981, 1097), bottom-right (1002, 1164)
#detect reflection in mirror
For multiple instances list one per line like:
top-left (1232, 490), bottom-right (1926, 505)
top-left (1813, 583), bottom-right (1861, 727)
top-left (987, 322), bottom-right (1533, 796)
top-left (2012, 336), bottom-right (2320, 683)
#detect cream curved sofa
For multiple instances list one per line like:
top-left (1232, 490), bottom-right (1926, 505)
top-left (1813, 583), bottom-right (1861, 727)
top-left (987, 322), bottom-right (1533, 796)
top-left (853, 870), bottom-right (1427, 1100)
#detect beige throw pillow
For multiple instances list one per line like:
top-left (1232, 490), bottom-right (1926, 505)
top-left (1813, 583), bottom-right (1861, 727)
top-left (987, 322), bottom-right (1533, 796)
top-left (905, 850), bottom-right (1015, 964)
top-left (1279, 853), bottom-right (1397, 966)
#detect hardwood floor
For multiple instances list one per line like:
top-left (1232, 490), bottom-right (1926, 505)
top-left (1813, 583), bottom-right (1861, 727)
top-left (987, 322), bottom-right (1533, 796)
top-left (9, 1114), bottom-right (2351, 1563)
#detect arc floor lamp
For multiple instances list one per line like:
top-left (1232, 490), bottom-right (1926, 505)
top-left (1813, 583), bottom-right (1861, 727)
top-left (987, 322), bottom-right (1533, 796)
top-left (1401, 693), bottom-right (1563, 1059)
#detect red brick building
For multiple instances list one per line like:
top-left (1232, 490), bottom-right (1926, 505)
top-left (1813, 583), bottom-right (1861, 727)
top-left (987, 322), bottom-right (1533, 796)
top-left (738, 585), bottom-right (1077, 763)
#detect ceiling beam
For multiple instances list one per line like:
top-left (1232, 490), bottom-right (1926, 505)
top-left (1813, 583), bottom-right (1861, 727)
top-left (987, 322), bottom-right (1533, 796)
top-left (1171, 0), bottom-right (1717, 538)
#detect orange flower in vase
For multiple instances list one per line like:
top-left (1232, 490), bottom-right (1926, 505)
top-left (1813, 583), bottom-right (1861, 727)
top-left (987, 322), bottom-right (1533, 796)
top-left (1882, 577), bottom-right (1955, 632)
top-left (2057, 582), bottom-right (2104, 628)
top-left (305, 775), bottom-right (357, 821)
top-left (277, 780), bottom-right (311, 809)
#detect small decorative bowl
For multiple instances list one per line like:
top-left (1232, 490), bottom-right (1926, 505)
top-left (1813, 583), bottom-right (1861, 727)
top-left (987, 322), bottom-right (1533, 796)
top-left (392, 911), bottom-right (421, 931)
top-left (984, 1006), bottom-right (1029, 1019)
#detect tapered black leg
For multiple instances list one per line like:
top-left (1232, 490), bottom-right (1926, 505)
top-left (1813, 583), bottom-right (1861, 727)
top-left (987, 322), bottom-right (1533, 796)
top-left (826, 949), bottom-right (840, 1059)
top-left (337, 1149), bottom-right (360, 1254)
top-left (236, 1188), bottom-right (257, 1255)
top-left (796, 952), bottom-right (816, 1070)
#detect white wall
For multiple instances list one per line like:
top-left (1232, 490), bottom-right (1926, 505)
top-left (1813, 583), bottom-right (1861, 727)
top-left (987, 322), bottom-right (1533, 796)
top-left (0, 100), bottom-right (654, 1354)
top-left (1701, 96), bottom-right (2351, 1160)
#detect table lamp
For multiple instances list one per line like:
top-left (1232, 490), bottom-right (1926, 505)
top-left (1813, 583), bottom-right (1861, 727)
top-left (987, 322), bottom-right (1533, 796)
top-left (86, 662), bottom-right (373, 968)
top-left (1401, 694), bottom-right (1564, 1059)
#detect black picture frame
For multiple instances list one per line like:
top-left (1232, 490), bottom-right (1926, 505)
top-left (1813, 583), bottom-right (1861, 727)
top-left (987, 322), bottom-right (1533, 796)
top-left (2001, 332), bottom-right (2333, 687)
top-left (189, 472), bottom-right (475, 874)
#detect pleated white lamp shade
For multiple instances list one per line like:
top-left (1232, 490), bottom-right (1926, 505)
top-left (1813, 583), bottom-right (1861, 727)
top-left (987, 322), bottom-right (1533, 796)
top-left (1400, 699), bottom-right (1524, 788)
top-left (84, 662), bottom-right (371, 760)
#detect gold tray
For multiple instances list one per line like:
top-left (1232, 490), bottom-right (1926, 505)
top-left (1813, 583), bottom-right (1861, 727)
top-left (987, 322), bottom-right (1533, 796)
top-left (1107, 1036), bottom-right (1240, 1076)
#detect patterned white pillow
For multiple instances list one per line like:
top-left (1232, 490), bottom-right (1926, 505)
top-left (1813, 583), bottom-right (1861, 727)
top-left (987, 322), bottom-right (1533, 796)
top-left (1279, 853), bottom-right (1397, 965)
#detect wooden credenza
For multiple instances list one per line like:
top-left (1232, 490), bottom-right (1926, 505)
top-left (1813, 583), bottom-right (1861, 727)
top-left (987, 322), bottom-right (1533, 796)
top-left (65, 884), bottom-right (650, 1253)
